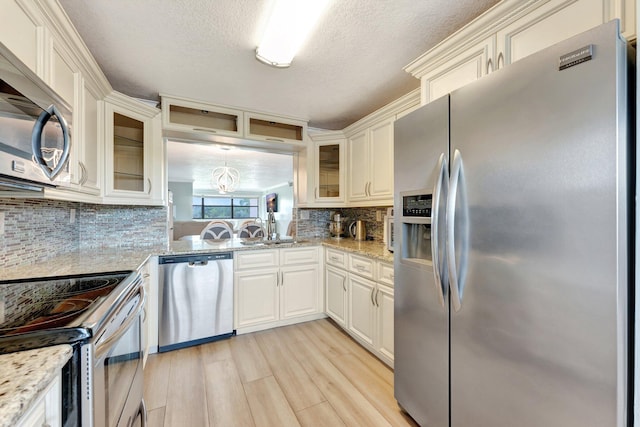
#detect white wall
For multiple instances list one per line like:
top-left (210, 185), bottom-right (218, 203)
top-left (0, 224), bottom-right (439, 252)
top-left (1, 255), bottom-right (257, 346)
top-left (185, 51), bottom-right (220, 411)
top-left (168, 181), bottom-right (193, 221)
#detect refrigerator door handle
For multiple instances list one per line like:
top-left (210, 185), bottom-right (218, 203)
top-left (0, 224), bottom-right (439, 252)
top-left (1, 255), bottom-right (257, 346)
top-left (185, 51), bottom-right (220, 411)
top-left (446, 149), bottom-right (469, 312)
top-left (431, 153), bottom-right (449, 308)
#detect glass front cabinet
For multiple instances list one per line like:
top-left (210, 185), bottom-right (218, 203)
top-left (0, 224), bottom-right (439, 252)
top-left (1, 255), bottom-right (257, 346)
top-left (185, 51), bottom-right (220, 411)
top-left (104, 92), bottom-right (164, 205)
top-left (312, 133), bottom-right (345, 205)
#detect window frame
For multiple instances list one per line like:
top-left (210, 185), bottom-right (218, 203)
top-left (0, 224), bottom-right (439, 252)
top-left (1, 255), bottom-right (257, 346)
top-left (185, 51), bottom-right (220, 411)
top-left (192, 196), bottom-right (259, 220)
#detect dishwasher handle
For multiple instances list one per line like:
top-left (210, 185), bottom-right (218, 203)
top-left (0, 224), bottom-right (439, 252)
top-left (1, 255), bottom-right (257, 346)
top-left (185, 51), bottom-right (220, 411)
top-left (159, 252), bottom-right (233, 264)
top-left (188, 260), bottom-right (208, 267)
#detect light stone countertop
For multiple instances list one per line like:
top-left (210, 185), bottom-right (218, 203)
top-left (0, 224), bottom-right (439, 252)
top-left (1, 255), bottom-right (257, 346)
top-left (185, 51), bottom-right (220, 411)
top-left (320, 238), bottom-right (394, 263)
top-left (2, 237), bottom-right (383, 281)
top-left (0, 345), bottom-right (72, 427)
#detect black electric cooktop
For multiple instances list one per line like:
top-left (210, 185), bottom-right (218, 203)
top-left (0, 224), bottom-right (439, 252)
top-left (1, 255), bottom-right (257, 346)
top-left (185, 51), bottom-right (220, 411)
top-left (0, 271), bottom-right (131, 353)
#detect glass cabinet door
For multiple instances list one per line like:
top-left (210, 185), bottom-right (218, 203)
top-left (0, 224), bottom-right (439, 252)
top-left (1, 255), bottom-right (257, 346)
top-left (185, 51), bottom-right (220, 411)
top-left (113, 112), bottom-right (144, 192)
top-left (314, 138), bottom-right (345, 203)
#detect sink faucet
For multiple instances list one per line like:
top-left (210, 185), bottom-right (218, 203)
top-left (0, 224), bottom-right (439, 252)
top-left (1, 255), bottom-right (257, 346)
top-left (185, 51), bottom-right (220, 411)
top-left (266, 209), bottom-right (276, 240)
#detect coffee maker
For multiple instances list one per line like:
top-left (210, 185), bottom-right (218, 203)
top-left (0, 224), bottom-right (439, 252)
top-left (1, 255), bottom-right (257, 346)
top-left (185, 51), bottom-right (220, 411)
top-left (329, 212), bottom-right (347, 238)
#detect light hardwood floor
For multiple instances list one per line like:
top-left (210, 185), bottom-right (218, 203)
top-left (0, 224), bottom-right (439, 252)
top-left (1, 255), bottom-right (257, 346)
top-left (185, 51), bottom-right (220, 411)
top-left (144, 318), bottom-right (418, 427)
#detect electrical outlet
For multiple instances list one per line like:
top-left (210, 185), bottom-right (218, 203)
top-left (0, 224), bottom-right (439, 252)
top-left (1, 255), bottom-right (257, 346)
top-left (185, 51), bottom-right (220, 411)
top-left (376, 210), bottom-right (383, 221)
top-left (70, 208), bottom-right (76, 224)
top-left (0, 212), bottom-right (4, 235)
top-left (300, 210), bottom-right (310, 220)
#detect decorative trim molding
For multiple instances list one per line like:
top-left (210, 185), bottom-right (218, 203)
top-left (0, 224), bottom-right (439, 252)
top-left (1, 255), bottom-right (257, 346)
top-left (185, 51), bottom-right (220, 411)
top-left (404, 0), bottom-right (543, 78)
top-left (33, 0), bottom-right (112, 96)
top-left (105, 91), bottom-right (160, 118)
top-left (342, 88), bottom-right (420, 136)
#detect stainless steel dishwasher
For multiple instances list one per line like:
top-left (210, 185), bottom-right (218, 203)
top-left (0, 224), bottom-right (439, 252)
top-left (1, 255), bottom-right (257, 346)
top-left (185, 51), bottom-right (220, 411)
top-left (158, 252), bottom-right (234, 352)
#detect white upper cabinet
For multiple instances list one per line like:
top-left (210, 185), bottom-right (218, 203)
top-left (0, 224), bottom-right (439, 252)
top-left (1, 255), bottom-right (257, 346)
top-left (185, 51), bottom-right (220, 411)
top-left (161, 94), bottom-right (309, 150)
top-left (244, 111), bottom-right (307, 147)
top-left (420, 36), bottom-right (495, 102)
top-left (104, 92), bottom-right (164, 205)
top-left (161, 95), bottom-right (243, 138)
top-left (496, 0), bottom-right (607, 67)
top-left (0, 1), bottom-right (40, 74)
top-left (406, 0), bottom-right (636, 105)
top-left (347, 118), bottom-right (394, 205)
top-left (313, 135), bottom-right (346, 205)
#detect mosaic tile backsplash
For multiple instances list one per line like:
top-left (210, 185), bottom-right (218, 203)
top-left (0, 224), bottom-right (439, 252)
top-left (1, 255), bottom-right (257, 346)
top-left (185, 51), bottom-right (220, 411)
top-left (0, 198), bottom-right (168, 270)
top-left (295, 206), bottom-right (391, 241)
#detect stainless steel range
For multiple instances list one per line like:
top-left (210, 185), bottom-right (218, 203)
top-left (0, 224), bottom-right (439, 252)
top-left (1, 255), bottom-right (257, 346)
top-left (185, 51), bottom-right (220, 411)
top-left (0, 270), bottom-right (146, 427)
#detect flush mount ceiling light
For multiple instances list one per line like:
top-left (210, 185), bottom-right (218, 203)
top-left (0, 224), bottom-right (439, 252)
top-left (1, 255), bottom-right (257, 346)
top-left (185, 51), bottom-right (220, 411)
top-left (255, 0), bottom-right (330, 68)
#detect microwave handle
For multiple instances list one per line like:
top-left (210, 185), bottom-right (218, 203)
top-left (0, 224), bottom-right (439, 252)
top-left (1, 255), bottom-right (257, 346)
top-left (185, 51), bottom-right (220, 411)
top-left (31, 104), bottom-right (71, 180)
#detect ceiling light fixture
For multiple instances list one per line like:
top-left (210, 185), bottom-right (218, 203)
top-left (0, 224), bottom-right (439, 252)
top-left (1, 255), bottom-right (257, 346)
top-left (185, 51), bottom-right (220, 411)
top-left (255, 0), bottom-right (330, 68)
top-left (212, 162), bottom-right (240, 194)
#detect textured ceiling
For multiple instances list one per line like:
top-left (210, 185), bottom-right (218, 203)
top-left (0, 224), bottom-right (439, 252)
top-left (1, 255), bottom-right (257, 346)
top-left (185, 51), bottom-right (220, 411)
top-left (58, 0), bottom-right (499, 130)
top-left (58, 0), bottom-right (499, 193)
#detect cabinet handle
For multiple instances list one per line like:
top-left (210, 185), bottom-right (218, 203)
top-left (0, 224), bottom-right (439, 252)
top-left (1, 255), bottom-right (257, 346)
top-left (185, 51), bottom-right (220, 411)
top-left (266, 137), bottom-right (285, 142)
top-left (143, 273), bottom-right (150, 278)
top-left (280, 271), bottom-right (284, 287)
top-left (193, 128), bottom-right (217, 133)
top-left (342, 276), bottom-right (346, 292)
top-left (370, 287), bottom-right (375, 306)
top-left (147, 178), bottom-right (152, 194)
top-left (497, 52), bottom-right (504, 70)
top-left (375, 288), bottom-right (379, 307)
top-left (142, 307), bottom-right (147, 322)
top-left (331, 256), bottom-right (340, 262)
top-left (79, 161), bottom-right (87, 185)
top-left (486, 58), bottom-right (493, 74)
top-left (355, 265), bottom-right (365, 271)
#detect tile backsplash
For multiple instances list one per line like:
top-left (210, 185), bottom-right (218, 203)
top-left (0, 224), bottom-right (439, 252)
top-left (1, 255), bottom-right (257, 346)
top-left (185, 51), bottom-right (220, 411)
top-left (295, 206), bottom-right (391, 241)
top-left (0, 198), bottom-right (167, 270)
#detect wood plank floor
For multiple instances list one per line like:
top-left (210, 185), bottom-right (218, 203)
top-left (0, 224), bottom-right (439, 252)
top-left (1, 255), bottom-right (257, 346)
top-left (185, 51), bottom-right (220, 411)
top-left (144, 318), bottom-right (418, 427)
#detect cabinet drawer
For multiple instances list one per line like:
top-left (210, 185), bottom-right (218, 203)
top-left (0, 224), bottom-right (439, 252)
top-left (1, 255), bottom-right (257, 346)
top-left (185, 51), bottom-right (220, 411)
top-left (280, 247), bottom-right (319, 265)
top-left (349, 254), bottom-right (375, 280)
top-left (377, 262), bottom-right (394, 287)
top-left (235, 249), bottom-right (279, 271)
top-left (325, 248), bottom-right (347, 268)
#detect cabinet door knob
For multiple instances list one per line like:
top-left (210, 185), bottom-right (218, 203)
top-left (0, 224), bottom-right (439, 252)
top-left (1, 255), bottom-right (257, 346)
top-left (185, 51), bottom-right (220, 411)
top-left (147, 178), bottom-right (152, 194)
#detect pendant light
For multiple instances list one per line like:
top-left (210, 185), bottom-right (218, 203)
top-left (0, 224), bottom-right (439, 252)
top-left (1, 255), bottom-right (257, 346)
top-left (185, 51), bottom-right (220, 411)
top-left (212, 163), bottom-right (239, 194)
top-left (212, 149), bottom-right (239, 194)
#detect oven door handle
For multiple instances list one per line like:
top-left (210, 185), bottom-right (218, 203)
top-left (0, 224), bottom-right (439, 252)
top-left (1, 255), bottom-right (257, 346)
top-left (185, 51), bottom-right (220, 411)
top-left (94, 284), bottom-right (145, 359)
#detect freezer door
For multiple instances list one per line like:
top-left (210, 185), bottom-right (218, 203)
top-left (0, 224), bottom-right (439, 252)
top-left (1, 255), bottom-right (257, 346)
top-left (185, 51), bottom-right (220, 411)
top-left (393, 95), bottom-right (450, 427)
top-left (448, 22), bottom-right (628, 427)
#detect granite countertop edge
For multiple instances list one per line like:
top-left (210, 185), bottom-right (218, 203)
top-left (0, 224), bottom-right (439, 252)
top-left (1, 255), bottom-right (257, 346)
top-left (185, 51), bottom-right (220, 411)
top-left (1, 238), bottom-right (394, 281)
top-left (0, 345), bottom-right (73, 427)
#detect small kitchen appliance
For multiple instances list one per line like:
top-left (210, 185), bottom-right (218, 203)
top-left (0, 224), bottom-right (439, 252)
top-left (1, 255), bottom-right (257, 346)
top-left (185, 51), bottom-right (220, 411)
top-left (349, 220), bottom-right (367, 241)
top-left (329, 212), bottom-right (347, 238)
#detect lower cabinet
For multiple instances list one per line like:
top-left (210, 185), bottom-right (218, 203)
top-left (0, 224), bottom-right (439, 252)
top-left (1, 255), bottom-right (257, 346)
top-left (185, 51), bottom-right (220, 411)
top-left (325, 265), bottom-right (348, 327)
top-left (325, 247), bottom-right (394, 367)
top-left (234, 247), bottom-right (324, 334)
top-left (17, 372), bottom-right (61, 427)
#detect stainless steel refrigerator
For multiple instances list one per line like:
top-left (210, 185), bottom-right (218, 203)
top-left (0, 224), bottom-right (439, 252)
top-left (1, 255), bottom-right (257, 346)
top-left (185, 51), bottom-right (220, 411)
top-left (393, 21), bottom-right (631, 427)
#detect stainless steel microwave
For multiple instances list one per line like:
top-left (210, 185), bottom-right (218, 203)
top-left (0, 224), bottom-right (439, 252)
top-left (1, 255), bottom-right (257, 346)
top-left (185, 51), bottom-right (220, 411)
top-left (0, 42), bottom-right (72, 191)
